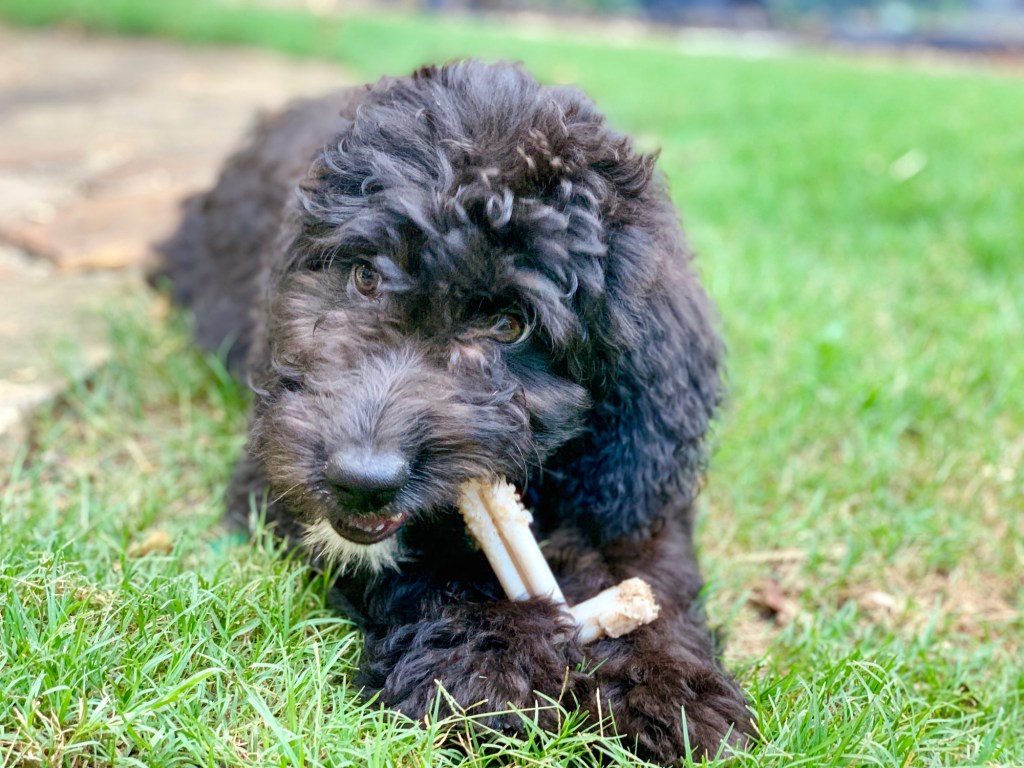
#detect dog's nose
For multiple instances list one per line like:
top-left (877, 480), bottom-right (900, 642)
top-left (324, 448), bottom-right (409, 512)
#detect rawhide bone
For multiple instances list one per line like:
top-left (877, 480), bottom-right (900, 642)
top-left (458, 479), bottom-right (660, 643)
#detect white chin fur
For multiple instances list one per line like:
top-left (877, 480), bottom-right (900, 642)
top-left (302, 519), bottom-right (401, 573)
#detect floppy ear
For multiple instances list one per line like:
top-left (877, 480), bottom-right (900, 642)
top-left (545, 213), bottom-right (725, 543)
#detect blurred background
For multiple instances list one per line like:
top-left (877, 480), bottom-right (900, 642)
top-left (263, 0), bottom-right (1024, 52)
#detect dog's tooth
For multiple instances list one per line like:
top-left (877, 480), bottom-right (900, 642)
top-left (374, 522), bottom-right (385, 532)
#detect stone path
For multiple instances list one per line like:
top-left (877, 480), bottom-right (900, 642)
top-left (0, 25), bottom-right (350, 457)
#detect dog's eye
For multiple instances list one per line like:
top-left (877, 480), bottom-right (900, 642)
top-left (487, 313), bottom-right (528, 344)
top-left (352, 262), bottom-right (382, 298)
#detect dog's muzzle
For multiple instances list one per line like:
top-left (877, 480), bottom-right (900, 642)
top-left (324, 447), bottom-right (410, 544)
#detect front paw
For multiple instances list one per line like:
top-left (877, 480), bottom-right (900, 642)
top-left (590, 641), bottom-right (754, 764)
top-left (359, 598), bottom-right (594, 732)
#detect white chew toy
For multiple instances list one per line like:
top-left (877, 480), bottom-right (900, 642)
top-left (458, 478), bottom-right (660, 643)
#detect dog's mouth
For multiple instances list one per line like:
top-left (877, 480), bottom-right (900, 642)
top-left (330, 509), bottom-right (407, 545)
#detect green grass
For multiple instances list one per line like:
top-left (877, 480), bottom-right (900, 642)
top-left (1, 1), bottom-right (1022, 765)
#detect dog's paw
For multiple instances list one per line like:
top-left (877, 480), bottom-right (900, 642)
top-left (360, 598), bottom-right (594, 731)
top-left (590, 643), bottom-right (755, 764)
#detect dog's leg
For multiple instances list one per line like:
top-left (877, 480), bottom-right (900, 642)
top-left (546, 521), bottom-right (756, 764)
top-left (345, 523), bottom-right (751, 764)
top-left (346, 562), bottom-right (597, 734)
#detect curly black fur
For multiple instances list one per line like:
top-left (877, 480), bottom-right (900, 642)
top-left (156, 60), bottom-right (754, 763)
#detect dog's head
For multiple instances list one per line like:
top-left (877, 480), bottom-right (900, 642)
top-left (249, 61), bottom-right (722, 570)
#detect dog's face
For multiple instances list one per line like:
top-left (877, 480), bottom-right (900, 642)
top-left (249, 63), bottom-right (661, 570)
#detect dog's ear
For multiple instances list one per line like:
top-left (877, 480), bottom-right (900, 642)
top-left (546, 213), bottom-right (725, 543)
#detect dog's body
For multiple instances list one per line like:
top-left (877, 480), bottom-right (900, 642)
top-left (158, 61), bottom-right (752, 763)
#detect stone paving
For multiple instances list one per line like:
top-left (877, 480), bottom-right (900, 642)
top-left (0, 24), bottom-right (350, 457)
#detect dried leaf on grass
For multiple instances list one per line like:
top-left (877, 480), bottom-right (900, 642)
top-left (128, 529), bottom-right (173, 557)
top-left (749, 577), bottom-right (801, 625)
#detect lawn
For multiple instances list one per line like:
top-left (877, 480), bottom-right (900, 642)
top-left (1, 1), bottom-right (1022, 766)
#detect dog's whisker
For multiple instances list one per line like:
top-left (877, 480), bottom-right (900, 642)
top-left (270, 481), bottom-right (304, 505)
top-left (526, 441), bottom-right (546, 479)
top-left (509, 440), bottom-right (530, 481)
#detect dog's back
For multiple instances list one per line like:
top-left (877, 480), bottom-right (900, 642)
top-left (153, 90), bottom-right (358, 374)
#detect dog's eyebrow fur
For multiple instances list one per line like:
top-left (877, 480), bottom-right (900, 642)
top-left (369, 255), bottom-right (414, 292)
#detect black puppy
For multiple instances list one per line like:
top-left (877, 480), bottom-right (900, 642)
top-left (157, 60), bottom-right (753, 763)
